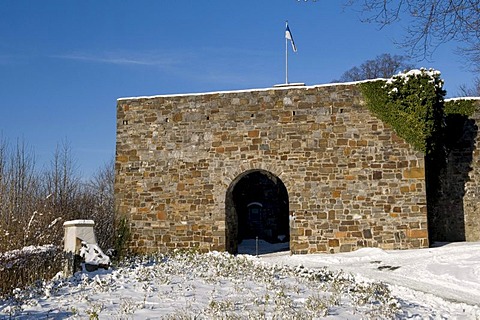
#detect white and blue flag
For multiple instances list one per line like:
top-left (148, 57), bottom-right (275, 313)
top-left (285, 23), bottom-right (297, 52)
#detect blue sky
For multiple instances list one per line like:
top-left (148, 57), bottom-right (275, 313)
top-left (0, 1), bottom-right (476, 178)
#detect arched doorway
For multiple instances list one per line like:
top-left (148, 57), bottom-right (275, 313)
top-left (225, 169), bottom-right (289, 254)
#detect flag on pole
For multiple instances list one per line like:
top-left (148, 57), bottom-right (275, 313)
top-left (285, 23), bottom-right (297, 52)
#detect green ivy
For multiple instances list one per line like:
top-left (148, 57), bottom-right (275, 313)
top-left (360, 69), bottom-right (446, 154)
top-left (444, 99), bottom-right (476, 117)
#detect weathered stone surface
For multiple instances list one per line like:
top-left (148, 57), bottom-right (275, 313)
top-left (115, 83), bottom-right (429, 254)
top-left (429, 101), bottom-right (480, 243)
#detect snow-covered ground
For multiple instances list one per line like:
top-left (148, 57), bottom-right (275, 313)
top-left (1, 242), bottom-right (479, 319)
top-left (261, 241), bottom-right (480, 318)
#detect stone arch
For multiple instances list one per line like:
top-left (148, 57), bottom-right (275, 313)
top-left (225, 169), bottom-right (289, 254)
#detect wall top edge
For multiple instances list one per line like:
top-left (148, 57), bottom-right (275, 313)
top-left (445, 97), bottom-right (480, 102)
top-left (116, 79), bottom-right (382, 102)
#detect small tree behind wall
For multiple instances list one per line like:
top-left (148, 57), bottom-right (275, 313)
top-left (334, 53), bottom-right (413, 82)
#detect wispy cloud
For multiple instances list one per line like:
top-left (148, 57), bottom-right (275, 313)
top-left (52, 51), bottom-right (181, 67)
top-left (52, 46), bottom-right (272, 68)
top-left (51, 47), bottom-right (277, 87)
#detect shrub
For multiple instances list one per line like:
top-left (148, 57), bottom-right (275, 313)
top-left (0, 245), bottom-right (63, 297)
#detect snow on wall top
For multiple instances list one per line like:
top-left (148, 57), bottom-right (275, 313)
top-left (63, 219), bottom-right (95, 227)
top-left (116, 75), bottom-right (480, 102)
top-left (116, 79), bottom-right (378, 102)
top-left (446, 97), bottom-right (480, 101)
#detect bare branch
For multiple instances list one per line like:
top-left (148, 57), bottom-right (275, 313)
top-left (334, 53), bottom-right (413, 82)
top-left (346, 0), bottom-right (480, 68)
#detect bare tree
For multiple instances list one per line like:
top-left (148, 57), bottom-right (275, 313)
top-left (0, 137), bottom-right (117, 252)
top-left (334, 53), bottom-right (412, 82)
top-left (83, 160), bottom-right (116, 249)
top-left (43, 140), bottom-right (81, 219)
top-left (0, 137), bottom-right (7, 225)
top-left (346, 0), bottom-right (480, 69)
top-left (459, 77), bottom-right (480, 96)
top-left (0, 139), bottom-right (42, 250)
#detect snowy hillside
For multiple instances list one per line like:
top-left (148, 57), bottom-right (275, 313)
top-left (1, 243), bottom-right (480, 319)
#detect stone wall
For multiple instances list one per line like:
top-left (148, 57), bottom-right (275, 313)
top-left (464, 102), bottom-right (480, 240)
top-left (115, 83), bottom-right (429, 254)
top-left (429, 100), bottom-right (480, 242)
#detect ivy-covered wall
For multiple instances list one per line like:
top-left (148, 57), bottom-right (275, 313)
top-left (360, 69), bottom-right (445, 155)
top-left (360, 69), bottom-right (480, 243)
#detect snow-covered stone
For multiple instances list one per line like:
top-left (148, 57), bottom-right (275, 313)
top-left (79, 242), bottom-right (110, 267)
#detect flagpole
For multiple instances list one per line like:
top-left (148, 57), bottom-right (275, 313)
top-left (276, 22), bottom-right (303, 88)
top-left (285, 21), bottom-right (289, 84)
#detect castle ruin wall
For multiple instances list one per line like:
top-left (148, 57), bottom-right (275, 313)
top-left (115, 83), bottom-right (429, 254)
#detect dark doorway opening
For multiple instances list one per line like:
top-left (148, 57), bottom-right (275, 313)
top-left (225, 170), bottom-right (289, 254)
top-left (427, 114), bottom-right (478, 244)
